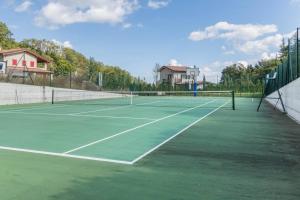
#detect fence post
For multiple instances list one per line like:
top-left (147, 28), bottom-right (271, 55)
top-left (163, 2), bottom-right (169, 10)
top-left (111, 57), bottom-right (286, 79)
top-left (51, 89), bottom-right (54, 104)
top-left (297, 28), bottom-right (299, 78)
top-left (69, 71), bottom-right (72, 89)
top-left (287, 39), bottom-right (291, 83)
top-left (232, 90), bottom-right (235, 110)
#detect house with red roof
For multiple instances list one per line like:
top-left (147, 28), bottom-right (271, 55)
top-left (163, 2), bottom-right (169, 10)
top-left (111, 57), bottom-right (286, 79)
top-left (157, 65), bottom-right (200, 87)
top-left (0, 48), bottom-right (51, 77)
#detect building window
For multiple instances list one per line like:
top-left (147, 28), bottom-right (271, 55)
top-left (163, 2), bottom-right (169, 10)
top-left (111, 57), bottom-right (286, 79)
top-left (12, 59), bottom-right (17, 66)
top-left (30, 61), bottom-right (35, 68)
top-left (22, 60), bottom-right (27, 67)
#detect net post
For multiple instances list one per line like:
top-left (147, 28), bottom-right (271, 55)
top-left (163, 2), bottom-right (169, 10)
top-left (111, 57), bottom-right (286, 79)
top-left (130, 91), bottom-right (133, 105)
top-left (51, 89), bottom-right (54, 104)
top-left (232, 90), bottom-right (235, 110)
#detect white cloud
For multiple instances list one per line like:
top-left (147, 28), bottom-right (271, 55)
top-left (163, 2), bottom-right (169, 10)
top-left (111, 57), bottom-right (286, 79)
top-left (35, 0), bottom-right (139, 29)
top-left (237, 60), bottom-right (248, 67)
top-left (200, 60), bottom-right (251, 82)
top-left (148, 0), bottom-right (170, 9)
top-left (224, 50), bottom-right (235, 55)
top-left (168, 59), bottom-right (183, 66)
top-left (189, 21), bottom-right (296, 57)
top-left (122, 23), bottom-right (144, 29)
top-left (221, 45), bottom-right (235, 55)
top-left (122, 23), bottom-right (132, 29)
top-left (52, 39), bottom-right (73, 49)
top-left (15, 1), bottom-right (33, 12)
top-left (238, 34), bottom-right (283, 54)
top-left (200, 61), bottom-right (232, 83)
top-left (261, 52), bottom-right (278, 60)
top-left (284, 30), bottom-right (297, 38)
top-left (189, 21), bottom-right (277, 41)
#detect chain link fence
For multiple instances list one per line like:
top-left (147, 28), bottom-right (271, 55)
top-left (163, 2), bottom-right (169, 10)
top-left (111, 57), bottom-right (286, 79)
top-left (267, 28), bottom-right (299, 94)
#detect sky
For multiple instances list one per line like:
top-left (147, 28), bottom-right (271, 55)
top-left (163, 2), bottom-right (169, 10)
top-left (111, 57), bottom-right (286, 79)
top-left (0, 0), bottom-right (300, 83)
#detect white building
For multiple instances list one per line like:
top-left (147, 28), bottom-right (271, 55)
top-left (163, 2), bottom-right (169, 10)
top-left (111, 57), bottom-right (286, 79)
top-left (157, 65), bottom-right (200, 87)
top-left (0, 48), bottom-right (51, 77)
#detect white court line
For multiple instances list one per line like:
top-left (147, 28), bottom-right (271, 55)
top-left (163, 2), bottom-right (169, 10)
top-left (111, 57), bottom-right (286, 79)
top-left (70, 105), bottom-right (132, 115)
top-left (0, 146), bottom-right (132, 165)
top-left (0, 111), bottom-right (155, 121)
top-left (0, 104), bottom-right (67, 112)
top-left (71, 114), bottom-right (154, 121)
top-left (136, 100), bottom-right (163, 106)
top-left (69, 100), bottom-right (166, 115)
top-left (131, 101), bottom-right (229, 164)
top-left (64, 100), bottom-right (217, 154)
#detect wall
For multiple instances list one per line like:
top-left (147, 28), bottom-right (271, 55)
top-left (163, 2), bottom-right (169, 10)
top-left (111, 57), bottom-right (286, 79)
top-left (5, 52), bottom-right (37, 68)
top-left (266, 77), bottom-right (300, 123)
top-left (0, 82), bottom-right (122, 105)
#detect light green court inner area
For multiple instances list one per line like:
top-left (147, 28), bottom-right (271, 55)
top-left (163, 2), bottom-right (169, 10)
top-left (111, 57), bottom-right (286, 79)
top-left (0, 96), bottom-right (232, 163)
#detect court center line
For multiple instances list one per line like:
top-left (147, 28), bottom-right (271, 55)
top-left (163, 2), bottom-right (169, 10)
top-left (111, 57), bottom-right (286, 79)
top-left (63, 100), bottom-right (217, 154)
top-left (0, 111), bottom-right (155, 121)
top-left (0, 146), bottom-right (132, 165)
top-left (130, 101), bottom-right (230, 164)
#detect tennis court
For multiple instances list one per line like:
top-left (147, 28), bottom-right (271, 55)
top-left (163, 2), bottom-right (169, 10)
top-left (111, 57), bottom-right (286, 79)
top-left (0, 91), bottom-right (234, 165)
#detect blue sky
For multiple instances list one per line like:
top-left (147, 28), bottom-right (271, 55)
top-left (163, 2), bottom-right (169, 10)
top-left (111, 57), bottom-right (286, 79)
top-left (0, 0), bottom-right (300, 82)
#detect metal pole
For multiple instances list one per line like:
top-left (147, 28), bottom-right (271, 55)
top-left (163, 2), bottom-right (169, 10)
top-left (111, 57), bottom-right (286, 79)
top-left (297, 28), bottom-right (299, 78)
top-left (287, 39), bottom-right (290, 83)
top-left (69, 71), bottom-right (72, 88)
top-left (49, 73), bottom-right (52, 87)
top-left (51, 89), bottom-right (54, 104)
top-left (232, 90), bottom-right (235, 110)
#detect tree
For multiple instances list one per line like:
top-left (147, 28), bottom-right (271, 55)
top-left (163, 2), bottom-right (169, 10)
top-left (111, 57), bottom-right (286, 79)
top-left (279, 38), bottom-right (288, 60)
top-left (0, 22), bottom-right (17, 49)
top-left (87, 57), bottom-right (99, 81)
top-left (53, 56), bottom-right (73, 76)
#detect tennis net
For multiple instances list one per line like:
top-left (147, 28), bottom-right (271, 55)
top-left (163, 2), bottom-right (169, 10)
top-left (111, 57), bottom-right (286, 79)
top-left (52, 90), bottom-right (236, 110)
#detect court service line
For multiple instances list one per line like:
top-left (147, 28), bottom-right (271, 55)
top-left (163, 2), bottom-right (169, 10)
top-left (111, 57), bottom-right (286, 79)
top-left (0, 111), bottom-right (155, 121)
top-left (64, 100), bottom-right (217, 154)
top-left (0, 146), bottom-right (132, 165)
top-left (130, 101), bottom-right (230, 164)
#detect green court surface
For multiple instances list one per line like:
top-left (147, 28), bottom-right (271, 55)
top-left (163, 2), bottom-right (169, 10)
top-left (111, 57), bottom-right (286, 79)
top-left (0, 96), bottom-right (230, 164)
top-left (0, 98), bottom-right (300, 200)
